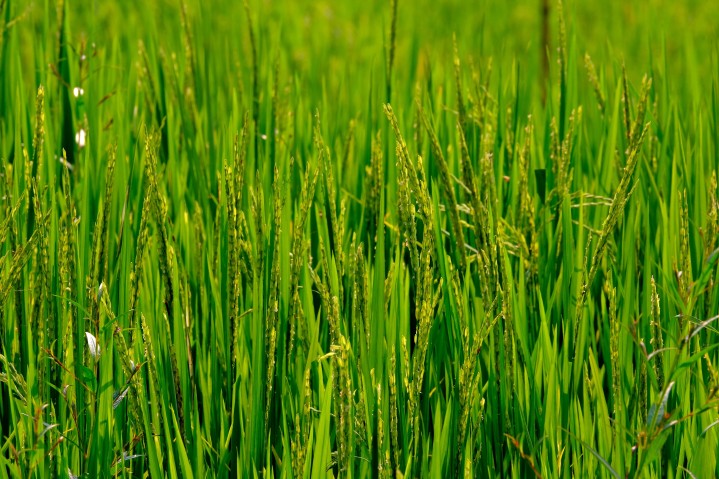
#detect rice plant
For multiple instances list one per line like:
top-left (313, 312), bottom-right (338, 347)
top-left (1, 0), bottom-right (719, 477)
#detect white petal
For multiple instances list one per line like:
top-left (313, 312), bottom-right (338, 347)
top-left (86, 332), bottom-right (100, 358)
top-left (75, 129), bottom-right (87, 148)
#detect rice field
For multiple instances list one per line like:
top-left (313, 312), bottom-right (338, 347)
top-left (1, 0), bottom-right (719, 477)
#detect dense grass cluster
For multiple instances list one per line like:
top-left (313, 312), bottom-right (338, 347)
top-left (1, 0), bottom-right (719, 477)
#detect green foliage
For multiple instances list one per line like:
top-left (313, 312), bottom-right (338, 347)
top-left (1, 0), bottom-right (719, 477)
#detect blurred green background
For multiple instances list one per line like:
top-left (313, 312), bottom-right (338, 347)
top-left (6, 0), bottom-right (719, 114)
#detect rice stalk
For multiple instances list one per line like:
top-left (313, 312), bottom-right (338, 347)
top-left (0, 190), bottom-right (26, 257)
top-left (453, 34), bottom-right (468, 134)
top-left (30, 179), bottom-right (50, 399)
top-left (353, 364), bottom-right (369, 461)
top-left (332, 333), bottom-right (352, 474)
top-left (224, 161), bottom-right (239, 366)
top-left (622, 65), bottom-right (632, 146)
top-left (469, 57), bottom-right (494, 134)
top-left (418, 100), bottom-right (467, 272)
top-left (98, 284), bottom-right (143, 429)
top-left (704, 171), bottom-right (718, 260)
top-left (250, 171), bottom-right (265, 277)
top-left (365, 131), bottom-right (384, 241)
top-left (548, 108), bottom-right (581, 208)
top-left (384, 104), bottom-right (431, 221)
top-left (517, 119), bottom-right (537, 282)
top-left (383, 259), bottom-right (396, 315)
top-left (388, 345), bottom-right (400, 475)
top-left (638, 329), bottom-right (648, 427)
top-left (31, 86), bottom-right (44, 177)
top-left (457, 122), bottom-right (486, 254)
top-left (289, 159), bottom-right (319, 357)
top-left (629, 76), bottom-right (652, 147)
top-left (376, 381), bottom-right (388, 478)
top-left (650, 275), bottom-right (664, 391)
top-left (235, 116), bottom-right (254, 281)
top-left (605, 274), bottom-right (621, 421)
top-left (499, 243), bottom-right (515, 432)
top-left (264, 165), bottom-right (284, 436)
top-left (409, 232), bottom-right (441, 460)
top-left (315, 113), bottom-right (344, 295)
top-left (291, 413), bottom-right (303, 478)
top-left (413, 83), bottom-right (423, 152)
top-left (574, 120), bottom-right (650, 340)
top-left (87, 145), bottom-right (116, 336)
top-left (0, 216), bottom-right (40, 303)
top-left (0, 189), bottom-right (26, 354)
top-left (191, 202), bottom-right (205, 281)
top-left (212, 173), bottom-right (222, 274)
top-left (451, 257), bottom-right (481, 472)
top-left (140, 313), bottom-right (162, 434)
top-left (302, 364), bottom-right (312, 447)
top-left (229, 116), bottom-right (250, 365)
top-left (584, 53), bottom-right (605, 113)
top-left (144, 131), bottom-right (184, 435)
top-left (678, 188), bottom-right (692, 304)
top-left (128, 192), bottom-right (151, 347)
top-left (352, 244), bottom-right (370, 356)
top-left (394, 141), bottom-right (419, 273)
top-left (459, 122), bottom-right (502, 324)
top-left (59, 161), bottom-right (77, 341)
